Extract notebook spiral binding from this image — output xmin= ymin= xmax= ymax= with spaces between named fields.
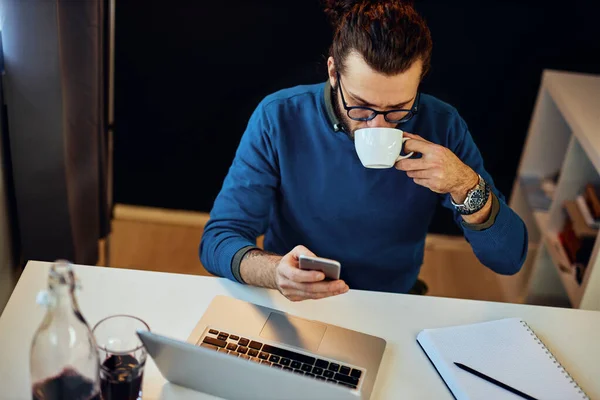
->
xmin=519 ymin=320 xmax=590 ymax=399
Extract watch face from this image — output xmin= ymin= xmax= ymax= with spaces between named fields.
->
xmin=453 ymin=175 xmax=489 ymax=214
xmin=467 ymin=189 xmax=485 ymax=209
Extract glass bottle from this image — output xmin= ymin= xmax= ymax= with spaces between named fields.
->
xmin=30 ymin=260 xmax=101 ymax=400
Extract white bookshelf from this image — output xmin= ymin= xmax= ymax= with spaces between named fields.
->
xmin=509 ymin=70 xmax=600 ymax=311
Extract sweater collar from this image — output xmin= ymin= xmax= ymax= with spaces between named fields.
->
xmin=323 ymin=80 xmax=344 ymax=132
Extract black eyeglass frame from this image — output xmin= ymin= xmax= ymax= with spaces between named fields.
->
xmin=336 ymin=72 xmax=420 ymax=124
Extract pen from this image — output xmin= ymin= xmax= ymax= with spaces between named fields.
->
xmin=454 ymin=362 xmax=538 ymax=400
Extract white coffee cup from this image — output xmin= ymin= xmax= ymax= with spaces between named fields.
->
xmin=354 ymin=127 xmax=414 ymax=169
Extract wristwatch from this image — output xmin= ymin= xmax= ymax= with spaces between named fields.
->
xmin=451 ymin=174 xmax=490 ymax=215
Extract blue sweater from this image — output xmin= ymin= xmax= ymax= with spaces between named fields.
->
xmin=200 ymin=83 xmax=528 ymax=293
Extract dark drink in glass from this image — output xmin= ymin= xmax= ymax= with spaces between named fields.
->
xmin=32 ymin=367 xmax=101 ymax=400
xmin=100 ymin=354 xmax=144 ymax=400
xmin=93 ymin=315 xmax=150 ymax=400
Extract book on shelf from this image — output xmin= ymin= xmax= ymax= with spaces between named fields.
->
xmin=559 ymin=200 xmax=597 ymax=284
xmin=564 ymin=200 xmax=598 ymax=237
xmin=575 ymin=195 xmax=600 ymax=229
xmin=584 ymin=183 xmax=600 ymax=219
xmin=558 ymin=220 xmax=579 ymax=268
xmin=557 ymin=229 xmax=593 ymax=285
xmin=519 ymin=176 xmax=553 ymax=211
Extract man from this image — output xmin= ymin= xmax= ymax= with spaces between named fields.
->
xmin=200 ymin=0 xmax=528 ymax=301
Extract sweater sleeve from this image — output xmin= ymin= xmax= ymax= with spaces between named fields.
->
xmin=199 ymin=100 xmax=279 ymax=281
xmin=440 ymin=113 xmax=529 ymax=275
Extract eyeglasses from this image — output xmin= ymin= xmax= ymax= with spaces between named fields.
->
xmin=337 ymin=72 xmax=419 ymax=124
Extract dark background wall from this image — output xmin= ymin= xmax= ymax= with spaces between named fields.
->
xmin=114 ymin=0 xmax=600 ymax=235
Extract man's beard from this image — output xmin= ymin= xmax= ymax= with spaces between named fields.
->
xmin=330 ymin=83 xmax=354 ymax=139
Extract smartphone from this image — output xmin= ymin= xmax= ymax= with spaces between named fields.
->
xmin=298 ymin=255 xmax=341 ymax=281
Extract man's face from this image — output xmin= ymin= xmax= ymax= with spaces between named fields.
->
xmin=328 ymin=52 xmax=422 ymax=138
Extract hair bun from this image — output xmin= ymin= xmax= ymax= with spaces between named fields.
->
xmin=322 ymin=0 xmax=355 ymax=26
xmin=323 ymin=0 xmax=415 ymax=26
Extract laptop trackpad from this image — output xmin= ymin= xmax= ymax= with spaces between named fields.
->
xmin=259 ymin=312 xmax=327 ymax=353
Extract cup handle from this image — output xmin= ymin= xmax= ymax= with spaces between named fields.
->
xmin=395 ymin=137 xmax=414 ymax=161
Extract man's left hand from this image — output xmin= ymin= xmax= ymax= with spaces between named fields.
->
xmin=395 ymin=132 xmax=478 ymax=203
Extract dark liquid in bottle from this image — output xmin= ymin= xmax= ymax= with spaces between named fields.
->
xmin=32 ymin=367 xmax=100 ymax=400
xmin=100 ymin=354 xmax=144 ymax=400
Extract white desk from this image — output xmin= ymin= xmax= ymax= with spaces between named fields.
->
xmin=1 ymin=261 xmax=599 ymax=399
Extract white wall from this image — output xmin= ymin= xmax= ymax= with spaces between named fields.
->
xmin=0 ymin=125 xmax=15 ymax=313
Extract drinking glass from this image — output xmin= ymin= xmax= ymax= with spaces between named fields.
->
xmin=93 ymin=315 xmax=150 ymax=400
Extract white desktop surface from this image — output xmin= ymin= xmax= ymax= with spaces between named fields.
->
xmin=0 ymin=261 xmax=599 ymax=399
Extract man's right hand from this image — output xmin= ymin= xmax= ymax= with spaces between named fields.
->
xmin=275 ymin=245 xmax=349 ymax=302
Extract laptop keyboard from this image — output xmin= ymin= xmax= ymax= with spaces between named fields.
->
xmin=199 ymin=328 xmax=363 ymax=390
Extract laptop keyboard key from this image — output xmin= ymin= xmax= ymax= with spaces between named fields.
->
xmin=328 ymin=363 xmax=340 ymax=372
xmin=226 ymin=343 xmax=237 ymax=351
xmin=327 ymin=379 xmax=337 ymax=383
xmin=249 ymin=341 xmax=263 ymax=350
xmin=280 ymin=358 xmax=291 ymax=366
xmin=229 ymin=335 xmax=239 ymax=340
xmin=228 ymin=351 xmax=239 ymax=357
xmin=251 ymin=357 xmax=261 ymax=363
xmin=208 ymin=329 xmax=219 ymax=335
xmin=335 ymin=373 xmax=359 ymax=386
xmin=261 ymin=360 xmax=272 ymax=366
xmin=238 ymin=338 xmax=250 ymax=347
xmin=240 ymin=354 xmax=250 ymax=360
xmin=291 ymin=361 xmax=301 ymax=369
xmin=200 ymin=343 xmax=218 ymax=350
xmin=283 ymin=366 xmax=293 ymax=371
xmin=339 ymin=382 xmax=357 ymax=389
xmin=306 ymin=373 xmax=315 ymax=378
xmin=269 ymin=355 xmax=280 ymax=363
xmin=237 ymin=346 xmax=248 ymax=354
xmin=350 ymin=369 xmax=362 ymax=379
xmin=323 ymin=370 xmax=334 ymax=379
xmin=261 ymin=345 xmax=315 ymax=365
xmin=217 ymin=348 xmax=228 ymax=353
xmin=312 ymin=367 xmax=323 ymax=375
xmin=315 ymin=359 xmax=329 ymax=369
xmin=301 ymin=364 xmax=312 ymax=372
xmin=293 ymin=370 xmax=304 ymax=375
xmin=316 ymin=376 xmax=326 ymax=381
xmin=217 ymin=334 xmax=229 ymax=341
xmin=258 ymin=352 xmax=269 ymax=360
xmin=203 ymin=337 xmax=227 ymax=348
xmin=272 ymin=364 xmax=282 ymax=369
xmin=248 ymin=349 xmax=258 ymax=357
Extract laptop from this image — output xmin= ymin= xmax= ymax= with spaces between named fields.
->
xmin=138 ymin=295 xmax=387 ymax=399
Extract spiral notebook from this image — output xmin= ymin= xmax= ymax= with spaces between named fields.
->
xmin=417 ymin=318 xmax=589 ymax=400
